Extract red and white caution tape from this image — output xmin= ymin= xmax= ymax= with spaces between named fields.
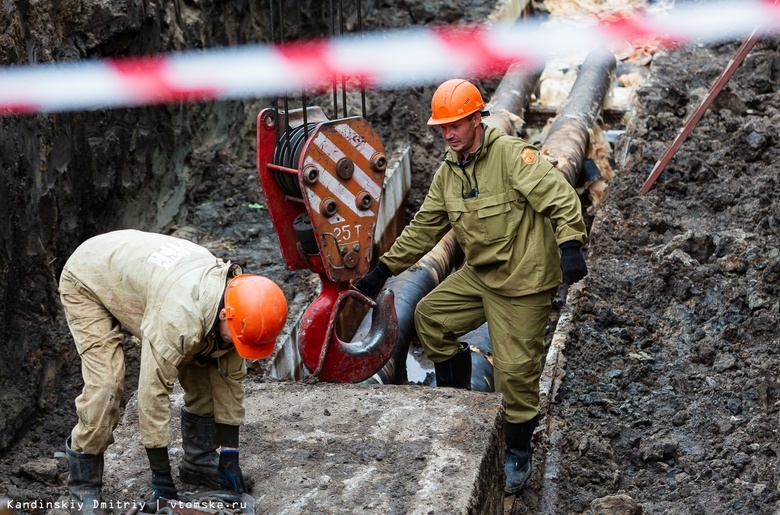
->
xmin=1 ymin=0 xmax=779 ymax=114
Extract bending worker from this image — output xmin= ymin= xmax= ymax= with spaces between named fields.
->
xmin=356 ymin=79 xmax=588 ymax=494
xmin=59 ymin=229 xmax=288 ymax=512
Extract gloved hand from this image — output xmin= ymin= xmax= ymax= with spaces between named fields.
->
xmin=218 ymin=449 xmax=248 ymax=493
xmin=150 ymin=468 xmax=179 ymax=500
xmin=559 ymin=241 xmax=588 ymax=284
xmin=354 ymin=262 xmax=391 ymax=298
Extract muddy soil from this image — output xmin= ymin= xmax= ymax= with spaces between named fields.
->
xmin=2 ymin=1 xmax=779 ymax=514
xmin=0 ymin=0 xmax=498 ymax=511
xmin=515 ymin=36 xmax=780 ymax=514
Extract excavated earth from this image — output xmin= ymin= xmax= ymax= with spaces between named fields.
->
xmin=533 ymin=35 xmax=780 ymax=514
xmin=2 ymin=0 xmax=780 ymax=514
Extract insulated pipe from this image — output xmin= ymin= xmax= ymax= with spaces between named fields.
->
xmin=484 ymin=62 xmax=544 ymax=137
xmin=540 ymin=48 xmax=616 ymax=188
xmin=355 ymin=231 xmax=464 ymax=384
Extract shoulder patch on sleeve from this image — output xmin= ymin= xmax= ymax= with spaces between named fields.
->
xmin=520 ymin=148 xmax=536 ymax=165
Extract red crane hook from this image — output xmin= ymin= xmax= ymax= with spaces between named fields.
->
xmin=298 ymin=277 xmax=397 ymax=382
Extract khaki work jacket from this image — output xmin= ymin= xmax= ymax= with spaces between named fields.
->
xmin=60 ymin=229 xmax=243 ymax=438
xmin=380 ymin=125 xmax=587 ymax=296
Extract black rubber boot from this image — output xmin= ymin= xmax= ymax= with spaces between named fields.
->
xmin=504 ymin=415 xmax=539 ymax=495
xmin=151 ymin=467 xmax=179 ymax=500
xmin=65 ymin=437 xmax=107 ymax=515
xmin=179 ymin=409 xmax=220 ymax=489
xmin=434 ymin=342 xmax=472 ymax=389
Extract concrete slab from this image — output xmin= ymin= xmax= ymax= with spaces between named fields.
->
xmin=100 ymin=382 xmax=506 ymax=514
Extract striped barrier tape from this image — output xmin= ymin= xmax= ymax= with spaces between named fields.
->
xmin=1 ymin=0 xmax=779 ymax=114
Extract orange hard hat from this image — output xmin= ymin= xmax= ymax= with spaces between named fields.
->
xmin=224 ymin=274 xmax=288 ymax=360
xmin=427 ymin=79 xmax=487 ymax=126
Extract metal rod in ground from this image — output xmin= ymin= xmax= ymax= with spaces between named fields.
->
xmin=540 ymin=47 xmax=616 ymax=188
xmin=640 ymin=25 xmax=764 ymax=195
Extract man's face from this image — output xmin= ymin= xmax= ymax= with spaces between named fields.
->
xmin=438 ymin=114 xmax=481 ymax=156
xmin=218 ymin=308 xmax=234 ymax=344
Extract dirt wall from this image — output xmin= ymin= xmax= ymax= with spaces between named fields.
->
xmin=538 ymin=36 xmax=780 ymax=515
xmin=0 ymin=0 xmax=499 ymax=454
xmin=0 ymin=0 xmax=277 ymax=452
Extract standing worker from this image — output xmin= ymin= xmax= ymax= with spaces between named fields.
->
xmin=59 ymin=229 xmax=288 ymax=513
xmin=355 ymin=79 xmax=588 ymax=494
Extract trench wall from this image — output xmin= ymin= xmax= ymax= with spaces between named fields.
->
xmin=0 ymin=0 xmax=352 ymax=451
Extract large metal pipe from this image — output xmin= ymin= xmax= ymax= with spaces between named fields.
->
xmin=540 ymin=48 xmax=616 ymax=188
xmin=356 ymin=231 xmax=464 ymax=384
xmin=485 ymin=62 xmax=544 ymax=137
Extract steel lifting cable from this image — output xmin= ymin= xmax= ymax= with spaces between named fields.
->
xmin=299 ymin=0 xmax=309 ymax=131
xmin=275 ymin=0 xmax=370 ymax=124
xmin=329 ymin=0 xmax=339 ymax=117
xmin=268 ymin=0 xmax=290 ymax=141
xmin=339 ymin=0 xmax=347 ymax=118
xmin=357 ymin=0 xmax=366 ymax=118
xmin=270 ymin=0 xmax=301 ymax=198
xmin=277 ymin=0 xmax=291 ymax=140
xmin=269 ymin=0 xmax=370 ymax=197
xmin=271 ymin=122 xmax=317 ymax=197
xmin=269 ymin=0 xmax=278 ymax=120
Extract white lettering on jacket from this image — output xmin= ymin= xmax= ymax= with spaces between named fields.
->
xmin=147 ymin=240 xmax=210 ymax=269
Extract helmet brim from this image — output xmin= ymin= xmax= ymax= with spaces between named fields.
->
xmin=427 ymin=109 xmax=490 ymax=126
xmin=232 ymin=337 xmax=275 ymax=361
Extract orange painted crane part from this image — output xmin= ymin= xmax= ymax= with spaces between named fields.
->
xmin=256 ymin=107 xmax=398 ymax=383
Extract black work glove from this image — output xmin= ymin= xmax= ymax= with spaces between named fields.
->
xmin=150 ymin=468 xmax=179 ymax=500
xmin=354 ymin=261 xmax=391 ymax=298
xmin=559 ymin=241 xmax=588 ymax=285
xmin=218 ymin=449 xmax=248 ymax=493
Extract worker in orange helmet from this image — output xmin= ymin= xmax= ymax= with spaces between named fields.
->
xmin=356 ymin=79 xmax=588 ymax=495
xmin=58 ymin=229 xmax=288 ymax=513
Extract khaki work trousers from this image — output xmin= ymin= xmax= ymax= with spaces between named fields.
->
xmin=414 ymin=269 xmax=555 ymax=424
xmin=60 ymin=271 xmax=245 ymax=454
